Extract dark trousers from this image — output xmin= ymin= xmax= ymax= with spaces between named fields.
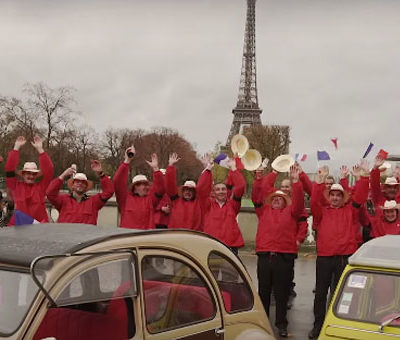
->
xmin=257 ymin=252 xmax=295 ymax=329
xmin=313 ymin=255 xmax=349 ymax=330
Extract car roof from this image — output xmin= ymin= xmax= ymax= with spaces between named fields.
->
xmin=0 ymin=223 xmax=149 ymax=267
xmin=349 ymin=235 xmax=400 ymax=270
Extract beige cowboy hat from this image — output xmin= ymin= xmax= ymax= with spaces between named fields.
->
xmin=380 ymin=200 xmax=400 ymax=210
xmin=17 ymin=162 xmax=42 ymax=177
xmin=182 ymin=180 xmax=196 ymax=189
xmin=384 ymin=177 xmax=400 ymax=186
xmin=67 ymin=173 xmax=94 ymax=191
xmin=265 ymin=190 xmax=291 ymax=206
xmin=271 ymin=154 xmax=295 ymax=173
xmin=323 ymin=183 xmax=350 ymax=204
xmin=242 ymin=149 xmax=262 ymax=171
xmin=231 ymin=134 xmax=249 ymax=157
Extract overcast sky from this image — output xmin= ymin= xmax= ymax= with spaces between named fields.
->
xmin=1 ymin=0 xmax=400 ymax=173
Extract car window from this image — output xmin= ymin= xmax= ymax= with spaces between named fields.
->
xmin=208 ymin=251 xmax=254 ymax=313
xmin=335 ymin=270 xmax=400 ymax=327
xmin=33 ymin=257 xmax=136 ymax=340
xmin=0 ymin=270 xmax=43 ymax=335
xmin=142 ymin=255 xmax=216 ymax=333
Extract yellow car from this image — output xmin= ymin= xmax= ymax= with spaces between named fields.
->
xmin=319 ymin=235 xmax=400 ymax=339
xmin=0 ymin=223 xmax=275 ymax=340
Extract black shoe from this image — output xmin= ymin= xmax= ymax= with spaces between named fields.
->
xmin=278 ymin=328 xmax=288 ymax=338
xmin=308 ymin=327 xmax=320 ymax=339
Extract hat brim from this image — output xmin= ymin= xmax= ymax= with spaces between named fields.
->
xmin=265 ymin=191 xmax=291 ymax=206
xmin=17 ymin=169 xmax=42 ymax=177
xmin=128 ymin=181 xmax=151 ymax=193
xmin=380 ymin=204 xmax=400 ymax=210
xmin=323 ymin=188 xmax=350 ymax=206
xmin=271 ymin=155 xmax=295 ymax=173
xmin=67 ymin=178 xmax=94 ymax=192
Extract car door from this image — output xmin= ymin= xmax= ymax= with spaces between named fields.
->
xmin=25 ymin=251 xmax=141 ymax=340
xmin=139 ymin=249 xmax=225 ymax=340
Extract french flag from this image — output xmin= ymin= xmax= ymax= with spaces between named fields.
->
xmin=14 ymin=210 xmax=40 ymax=226
xmin=295 ymin=153 xmax=307 ymax=162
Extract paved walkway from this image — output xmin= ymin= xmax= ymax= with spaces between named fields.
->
xmin=240 ymin=252 xmax=317 ymax=339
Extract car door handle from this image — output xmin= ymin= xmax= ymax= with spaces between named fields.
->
xmin=215 ymin=327 xmax=225 ymax=335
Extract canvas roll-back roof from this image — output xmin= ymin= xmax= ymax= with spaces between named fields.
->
xmin=349 ymin=235 xmax=400 ymax=270
xmin=0 ymin=223 xmax=142 ymax=267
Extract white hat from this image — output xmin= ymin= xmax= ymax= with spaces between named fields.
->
xmin=231 ymin=134 xmax=249 ymax=157
xmin=73 ymin=173 xmax=88 ymax=181
xmin=132 ymin=174 xmax=149 ymax=185
xmin=329 ymin=183 xmax=344 ymax=193
xmin=22 ymin=162 xmax=40 ymax=173
xmin=183 ymin=180 xmax=196 ymax=189
xmin=271 ymin=154 xmax=295 ymax=173
xmin=379 ymin=161 xmax=391 ymax=171
xmin=67 ymin=172 xmax=93 ymax=191
xmin=160 ymin=168 xmax=166 ymax=175
xmin=384 ymin=177 xmax=399 ymax=186
xmin=381 ymin=200 xmax=400 ymax=210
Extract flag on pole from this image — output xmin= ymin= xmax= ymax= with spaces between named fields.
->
xmin=14 ymin=210 xmax=40 ymax=226
xmin=295 ymin=153 xmax=307 ymax=162
xmin=317 ymin=150 xmax=330 ymax=161
xmin=362 ymin=142 xmax=374 ymax=158
xmin=331 ymin=138 xmax=338 ymax=150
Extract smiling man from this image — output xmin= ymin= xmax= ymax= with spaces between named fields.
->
xmin=5 ymin=136 xmax=54 ymax=225
xmin=46 ymin=160 xmax=114 ymax=225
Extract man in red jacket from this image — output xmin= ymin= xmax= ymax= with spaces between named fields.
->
xmin=252 ymin=165 xmax=305 ymax=338
xmin=46 ymin=160 xmax=114 ymax=225
xmin=165 ymin=152 xmax=212 ymax=231
xmin=370 ymin=200 xmax=400 ymax=237
xmin=201 ymin=157 xmax=245 ymax=255
xmin=113 ymin=146 xmax=164 ymax=229
xmin=308 ymin=164 xmax=369 ymax=339
xmin=5 ymin=136 xmax=54 ymax=225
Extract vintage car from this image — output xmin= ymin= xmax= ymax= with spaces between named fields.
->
xmin=0 ymin=223 xmax=275 ymax=340
xmin=319 ymin=235 xmax=400 ymax=340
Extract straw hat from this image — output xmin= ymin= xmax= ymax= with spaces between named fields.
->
xmin=384 ymin=177 xmax=400 ymax=186
xmin=324 ymin=183 xmax=350 ymax=204
xmin=182 ymin=180 xmax=196 ymax=189
xmin=265 ymin=190 xmax=291 ymax=206
xmin=17 ymin=162 xmax=42 ymax=177
xmin=380 ymin=200 xmax=400 ymax=210
xmin=131 ymin=174 xmax=149 ymax=185
xmin=271 ymin=155 xmax=295 ymax=173
xmin=231 ymin=134 xmax=249 ymax=157
xmin=67 ymin=173 xmax=94 ymax=191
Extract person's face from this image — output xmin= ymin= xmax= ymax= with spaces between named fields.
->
xmin=271 ymin=196 xmax=286 ymax=210
xmin=182 ymin=187 xmax=195 ymax=201
xmin=384 ymin=185 xmax=399 ymax=200
xmin=72 ymin=179 xmax=88 ymax=195
xmin=22 ymin=171 xmax=38 ymax=184
xmin=134 ymin=182 xmax=150 ymax=196
xmin=329 ymin=190 xmax=344 ymax=207
xmin=325 ymin=178 xmax=334 ymax=190
xmin=214 ymin=184 xmax=227 ymax=202
xmin=280 ymin=179 xmax=291 ymax=196
xmin=383 ymin=209 xmax=398 ymax=222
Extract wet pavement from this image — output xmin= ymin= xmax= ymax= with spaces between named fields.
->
xmin=240 ymin=252 xmax=317 ymax=339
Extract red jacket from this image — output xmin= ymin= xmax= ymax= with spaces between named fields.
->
xmin=370 ymin=169 xmax=400 ymax=206
xmin=165 ymin=166 xmax=210 ymax=230
xmin=253 ymin=180 xmax=305 ymax=253
xmin=203 ymin=170 xmax=245 ymax=248
xmin=46 ymin=176 xmax=114 ymax=225
xmin=311 ymin=177 xmax=369 ymax=256
xmin=113 ymin=163 xmax=164 ymax=229
xmin=370 ymin=210 xmax=400 ymax=237
xmin=5 ymin=150 xmax=53 ymax=225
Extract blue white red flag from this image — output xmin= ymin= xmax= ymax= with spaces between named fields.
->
xmin=317 ymin=150 xmax=330 ymax=161
xmin=214 ymin=153 xmax=230 ymax=168
xmin=295 ymin=153 xmax=307 ymax=162
xmin=362 ymin=142 xmax=374 ymax=158
xmin=14 ymin=210 xmax=40 ymax=226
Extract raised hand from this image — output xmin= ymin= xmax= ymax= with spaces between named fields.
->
xmin=168 ymin=152 xmax=180 ymax=166
xmin=124 ymin=146 xmax=135 ymax=163
xmin=146 ymin=153 xmax=159 ymax=171
xmin=90 ymin=160 xmax=102 ymax=173
xmin=351 ymin=164 xmax=361 ymax=179
xmin=295 ymin=161 xmax=303 ymax=174
xmin=290 ymin=164 xmax=300 ymax=183
xmin=14 ymin=136 xmax=26 ymax=151
xmin=340 ymin=165 xmax=349 ymax=178
xmin=316 ymin=166 xmax=329 ymax=184
xmin=359 ymin=159 xmax=370 ymax=177
xmin=59 ymin=167 xmax=76 ymax=180
xmin=31 ymin=135 xmax=44 ymax=153
xmin=201 ymin=153 xmax=213 ymax=171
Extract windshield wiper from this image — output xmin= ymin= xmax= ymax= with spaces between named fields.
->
xmin=379 ymin=313 xmax=400 ymax=332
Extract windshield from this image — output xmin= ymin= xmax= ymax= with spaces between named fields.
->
xmin=335 ymin=270 xmax=400 ymax=327
xmin=0 ymin=269 xmax=42 ymax=335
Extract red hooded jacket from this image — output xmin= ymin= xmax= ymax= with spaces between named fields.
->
xmin=5 ymin=150 xmax=53 ymax=225
xmin=46 ymin=176 xmax=114 ymax=225
xmin=311 ymin=177 xmax=369 ymax=256
xmin=113 ymin=163 xmax=164 ymax=229
xmin=202 ymin=170 xmax=245 ymax=248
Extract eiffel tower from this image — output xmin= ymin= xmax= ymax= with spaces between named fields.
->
xmin=226 ymin=0 xmax=262 ymax=145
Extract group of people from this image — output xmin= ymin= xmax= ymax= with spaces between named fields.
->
xmin=1 ymin=135 xmax=400 ymax=339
